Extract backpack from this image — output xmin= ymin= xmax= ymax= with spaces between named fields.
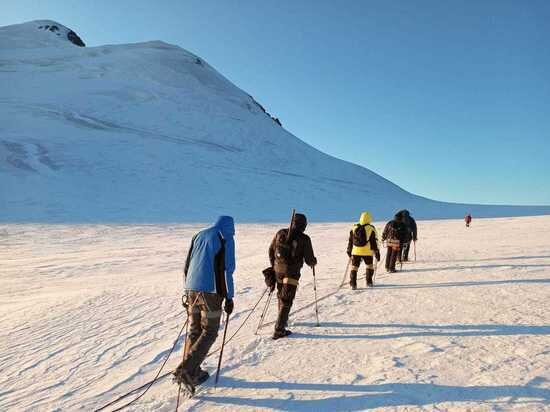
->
xmin=274 ymin=230 xmax=298 ymax=263
xmin=386 ymin=222 xmax=399 ymax=241
xmin=352 ymin=224 xmax=369 ymax=247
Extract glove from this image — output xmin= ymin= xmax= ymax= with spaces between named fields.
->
xmin=262 ymin=267 xmax=276 ymax=291
xmin=224 ymin=299 xmax=234 ymax=315
xmin=181 ymin=295 xmax=188 ymax=309
xmin=375 ymin=250 xmax=381 ymax=261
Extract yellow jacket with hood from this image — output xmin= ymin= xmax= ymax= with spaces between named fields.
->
xmin=348 ymin=212 xmax=378 ymax=256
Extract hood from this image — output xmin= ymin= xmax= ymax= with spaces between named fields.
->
xmin=214 ymin=215 xmax=235 ymax=238
xmin=358 ymin=211 xmax=372 ymax=225
xmin=397 ymin=209 xmax=410 ymax=219
xmin=292 ymin=213 xmax=308 ymax=233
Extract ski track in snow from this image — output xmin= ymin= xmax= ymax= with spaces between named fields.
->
xmin=1 ymin=217 xmax=549 ymax=411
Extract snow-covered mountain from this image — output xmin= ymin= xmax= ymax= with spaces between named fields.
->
xmin=1 ymin=20 xmax=549 ymax=222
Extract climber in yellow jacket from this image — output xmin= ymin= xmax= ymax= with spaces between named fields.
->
xmin=346 ymin=212 xmax=381 ymax=289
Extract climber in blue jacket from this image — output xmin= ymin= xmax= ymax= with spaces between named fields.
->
xmin=174 ymin=216 xmax=235 ymax=392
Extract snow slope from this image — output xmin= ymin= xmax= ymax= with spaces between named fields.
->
xmin=1 ymin=20 xmax=549 ymax=222
xmin=1 ymin=216 xmax=549 ymax=411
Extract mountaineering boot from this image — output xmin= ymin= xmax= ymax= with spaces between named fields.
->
xmin=193 ymin=368 xmax=210 ymax=386
xmin=174 ymin=367 xmax=196 ymax=395
xmin=366 ymin=269 xmax=374 ymax=287
xmin=272 ymin=329 xmax=292 ymax=340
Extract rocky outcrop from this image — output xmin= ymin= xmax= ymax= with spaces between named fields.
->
xmin=37 ymin=23 xmax=85 ymax=47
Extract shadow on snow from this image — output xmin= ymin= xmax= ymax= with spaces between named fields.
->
xmin=375 ymin=278 xmax=550 ymax=289
xmin=201 ymin=378 xmax=550 ymax=410
xmin=290 ymin=322 xmax=550 ymax=340
xmin=403 ymin=263 xmax=550 ymax=274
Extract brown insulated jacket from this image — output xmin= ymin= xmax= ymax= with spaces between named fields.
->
xmin=269 ymin=228 xmax=317 ymax=278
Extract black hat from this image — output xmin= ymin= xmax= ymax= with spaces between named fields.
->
xmin=292 ymin=213 xmax=307 ymax=233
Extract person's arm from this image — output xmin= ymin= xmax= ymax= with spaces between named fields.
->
xmin=304 ymin=235 xmax=317 ymax=267
xmin=224 ymin=236 xmax=235 ymax=299
xmin=268 ymin=233 xmax=277 ymax=267
xmin=369 ymin=228 xmax=379 ymax=252
xmin=411 ymin=218 xmax=418 ymax=241
xmin=347 ymin=230 xmax=353 ymax=257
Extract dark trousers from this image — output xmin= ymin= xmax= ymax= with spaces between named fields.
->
xmin=275 ymin=273 xmax=298 ymax=333
xmin=350 ymin=255 xmax=375 ymax=286
xmin=401 ymin=242 xmax=411 ymax=261
xmin=386 ymin=247 xmax=400 ymax=271
xmin=179 ymin=291 xmax=222 ymax=376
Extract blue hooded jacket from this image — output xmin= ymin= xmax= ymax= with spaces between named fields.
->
xmin=184 ymin=216 xmax=235 ymax=299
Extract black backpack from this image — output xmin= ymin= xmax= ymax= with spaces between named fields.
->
xmin=275 ymin=230 xmax=297 ymax=263
xmin=352 ymin=224 xmax=369 ymax=247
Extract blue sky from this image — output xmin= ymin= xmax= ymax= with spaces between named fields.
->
xmin=3 ymin=0 xmax=550 ymax=205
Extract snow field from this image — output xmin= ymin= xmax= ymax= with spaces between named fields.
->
xmin=0 ymin=216 xmax=549 ymax=411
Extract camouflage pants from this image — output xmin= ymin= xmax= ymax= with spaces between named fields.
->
xmin=179 ymin=291 xmax=222 ymax=376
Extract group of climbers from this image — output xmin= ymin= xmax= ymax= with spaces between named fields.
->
xmin=173 ymin=209 xmax=424 ymax=392
xmin=173 ymin=212 xmax=317 ymax=392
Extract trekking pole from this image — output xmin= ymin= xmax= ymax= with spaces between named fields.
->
xmin=214 ymin=313 xmax=230 ymax=386
xmin=413 ymin=241 xmax=417 ymax=261
xmin=255 ymin=287 xmax=274 ymax=335
xmin=339 ymin=257 xmax=351 ymax=288
xmin=312 ymin=266 xmax=320 ymax=327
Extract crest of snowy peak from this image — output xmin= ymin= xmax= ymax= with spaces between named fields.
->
xmin=0 ymin=20 xmax=85 ymax=49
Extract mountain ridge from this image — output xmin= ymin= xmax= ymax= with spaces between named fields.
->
xmin=1 ymin=20 xmax=549 ymax=222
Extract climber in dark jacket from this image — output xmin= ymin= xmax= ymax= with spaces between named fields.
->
xmin=268 ymin=213 xmax=317 ymax=340
xmin=396 ymin=209 xmax=418 ymax=262
xmin=382 ymin=213 xmax=408 ymax=272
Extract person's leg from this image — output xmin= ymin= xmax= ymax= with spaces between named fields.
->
xmin=389 ymin=247 xmax=398 ymax=272
xmin=179 ymin=293 xmax=223 ymax=379
xmin=275 ymin=273 xmax=284 ymax=319
xmin=365 ymin=256 xmax=374 ymax=285
xmin=175 ymin=292 xmax=202 ymax=380
xmin=349 ymin=255 xmax=361 ymax=289
xmin=385 ymin=247 xmax=391 ymax=271
xmin=183 ymin=292 xmax=202 ymax=356
xmin=402 ymin=242 xmax=410 ymax=261
xmin=274 ymin=280 xmax=298 ymax=336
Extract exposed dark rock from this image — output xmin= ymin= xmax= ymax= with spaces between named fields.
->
xmin=37 ymin=23 xmax=85 ymax=47
xmin=247 ymin=95 xmax=282 ymax=126
xmin=67 ymin=30 xmax=85 ymax=47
